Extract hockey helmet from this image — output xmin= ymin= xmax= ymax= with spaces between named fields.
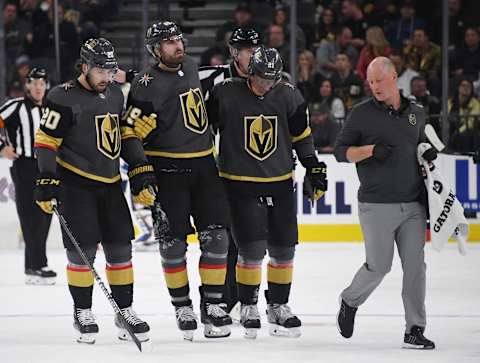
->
xmin=80 ymin=38 xmax=118 ymax=70
xmin=145 ymin=21 xmax=184 ymax=59
xmin=26 ymin=67 xmax=49 ymax=89
xmin=248 ymin=46 xmax=283 ymax=80
xmin=229 ymin=27 xmax=261 ymax=49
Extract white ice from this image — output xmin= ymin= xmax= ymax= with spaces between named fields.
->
xmin=0 ymin=243 xmax=479 ymax=363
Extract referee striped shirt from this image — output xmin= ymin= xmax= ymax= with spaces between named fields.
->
xmin=0 ymin=97 xmax=43 ymax=158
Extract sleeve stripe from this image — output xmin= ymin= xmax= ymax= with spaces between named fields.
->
xmin=0 ymin=102 xmax=20 ymax=121
xmin=120 ymin=126 xmax=140 ymax=140
xmin=0 ymin=97 xmax=23 ymax=113
xmin=292 ymin=126 xmax=312 ymax=143
xmin=0 ymin=117 xmax=4 ymax=128
xmin=34 ymin=129 xmax=63 ymax=151
xmin=34 ymin=142 xmax=57 ymax=152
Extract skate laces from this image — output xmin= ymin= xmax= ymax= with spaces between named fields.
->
xmin=242 ymin=304 xmax=260 ymax=320
xmin=120 ymin=307 xmax=143 ymax=326
xmin=76 ymin=308 xmax=96 ymax=326
xmin=206 ymin=303 xmax=228 ymax=318
xmin=176 ymin=306 xmax=197 ymax=322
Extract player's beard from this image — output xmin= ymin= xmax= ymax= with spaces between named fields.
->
xmin=86 ymin=72 xmax=108 ymax=93
xmin=161 ymin=50 xmax=185 ymax=68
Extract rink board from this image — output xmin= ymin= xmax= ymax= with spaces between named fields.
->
xmin=0 ymin=154 xmax=479 ymax=247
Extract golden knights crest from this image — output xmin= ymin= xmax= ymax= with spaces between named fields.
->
xmin=95 ymin=113 xmax=121 ymax=159
xmin=244 ymin=115 xmax=278 ymax=161
xmin=179 ymin=88 xmax=208 ymax=134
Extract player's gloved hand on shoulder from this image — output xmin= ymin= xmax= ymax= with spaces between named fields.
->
xmin=128 ymin=162 xmax=158 ymax=206
xmin=34 ymin=173 xmax=61 ymax=214
xmin=372 ymin=143 xmax=393 ymax=161
xmin=133 ymin=114 xmax=157 ymax=140
xmin=422 ymin=147 xmax=437 ymax=162
xmin=301 ymin=155 xmax=328 ymax=201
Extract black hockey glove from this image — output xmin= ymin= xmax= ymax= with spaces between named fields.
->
xmin=422 ymin=147 xmax=437 ymax=162
xmin=128 ymin=162 xmax=158 ymax=206
xmin=301 ymin=155 xmax=328 ymax=202
xmin=372 ymin=143 xmax=393 ymax=161
xmin=34 ymin=172 xmax=61 ymax=214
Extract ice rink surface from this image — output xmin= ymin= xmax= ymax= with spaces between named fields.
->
xmin=0 ymin=242 xmax=479 ymax=363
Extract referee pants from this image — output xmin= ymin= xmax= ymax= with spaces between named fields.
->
xmin=10 ymin=158 xmax=52 ymax=270
xmin=341 ymin=202 xmax=427 ymax=332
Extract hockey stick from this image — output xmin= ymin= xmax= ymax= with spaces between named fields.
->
xmin=52 ymin=201 xmax=143 ymax=352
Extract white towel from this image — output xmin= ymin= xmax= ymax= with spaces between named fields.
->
xmin=417 ymin=143 xmax=469 ymax=255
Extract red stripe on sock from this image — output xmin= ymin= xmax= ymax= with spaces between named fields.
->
xmin=237 ymin=263 xmax=261 ymax=270
xmin=106 ymin=262 xmax=133 ymax=271
xmin=67 ymin=265 xmax=90 ymax=272
xmin=163 ymin=266 xmax=187 ymax=273
xmin=267 ymin=262 xmax=293 ymax=269
xmin=199 ymin=263 xmax=227 ymax=270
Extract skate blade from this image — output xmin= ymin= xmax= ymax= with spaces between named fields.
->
xmin=203 ymin=324 xmax=231 ymax=338
xmin=182 ymin=330 xmax=195 ymax=341
xmin=402 ymin=342 xmax=434 ymax=350
xmin=118 ymin=329 xmax=150 ymax=342
xmin=268 ymin=324 xmax=301 ymax=338
xmin=243 ymin=328 xmax=259 ymax=339
xmin=25 ymin=276 xmax=56 ymax=285
xmin=76 ymin=333 xmax=97 ymax=344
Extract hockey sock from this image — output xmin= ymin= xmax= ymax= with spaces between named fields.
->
xmin=106 ymin=261 xmax=134 ymax=309
xmin=267 ymin=257 xmax=293 ymax=304
xmin=236 ymin=256 xmax=262 ymax=304
xmin=67 ymin=263 xmax=94 ymax=309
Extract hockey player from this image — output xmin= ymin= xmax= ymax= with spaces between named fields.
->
xmin=0 ymin=68 xmax=56 ymax=285
xmin=206 ymin=46 xmax=328 ymax=339
xmin=199 ymin=26 xmax=262 ymax=314
xmin=121 ymin=21 xmax=232 ymax=340
xmin=34 ymin=38 xmax=155 ymax=344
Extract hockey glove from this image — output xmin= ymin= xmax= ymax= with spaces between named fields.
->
xmin=301 ymin=155 xmax=328 ymax=201
xmin=372 ymin=143 xmax=393 ymax=161
xmin=128 ymin=163 xmax=158 ymax=206
xmin=133 ymin=114 xmax=157 ymax=140
xmin=34 ymin=173 xmax=61 ymax=214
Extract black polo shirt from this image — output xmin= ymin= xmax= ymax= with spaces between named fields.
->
xmin=334 ymin=96 xmax=426 ymax=203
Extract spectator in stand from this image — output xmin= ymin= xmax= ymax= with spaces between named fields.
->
xmin=432 ymin=0 xmax=473 ymax=51
xmin=7 ymin=55 xmax=31 ymax=98
xmin=316 ymin=26 xmax=358 ymax=79
xmin=273 ymin=4 xmax=306 ymax=51
xmin=340 ymin=0 xmax=378 ymax=49
xmin=200 ymin=30 xmax=231 ymax=67
xmin=215 ymin=3 xmax=262 ymax=44
xmin=331 ymin=53 xmax=363 ymax=110
xmin=356 ymin=26 xmax=392 ymax=80
xmin=410 ymin=76 xmax=441 ymax=133
xmin=309 ymin=102 xmax=340 ymax=154
xmin=312 ymin=78 xmax=346 ymax=120
xmin=452 ymin=27 xmax=480 ymax=79
xmin=403 ymin=27 xmax=441 ymax=95
xmin=384 ymin=0 xmax=426 ymax=50
xmin=4 ymin=2 xmax=30 ymax=73
xmin=17 ymin=0 xmax=38 ymax=23
xmin=448 ymin=77 xmax=480 ymax=153
xmin=265 ymin=23 xmax=291 ymax=71
xmin=296 ymin=50 xmax=318 ymax=103
xmin=390 ymin=50 xmax=418 ymax=97
xmin=313 ymin=7 xmax=338 ymax=49
xmin=25 ymin=3 xmax=79 ymax=82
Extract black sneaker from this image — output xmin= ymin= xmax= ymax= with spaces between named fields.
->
xmin=403 ymin=326 xmax=435 ymax=349
xmin=336 ymin=297 xmax=357 ymax=338
xmin=25 ymin=267 xmax=57 ymax=285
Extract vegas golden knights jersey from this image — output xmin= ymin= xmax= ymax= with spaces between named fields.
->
xmin=207 ymin=78 xmax=314 ymax=186
xmin=34 ymin=80 xmax=124 ymax=183
xmin=122 ymin=56 xmax=213 ymax=158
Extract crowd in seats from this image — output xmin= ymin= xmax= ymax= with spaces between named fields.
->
xmin=3 ymin=0 xmax=118 ymax=98
xmin=203 ymin=0 xmax=479 ymax=153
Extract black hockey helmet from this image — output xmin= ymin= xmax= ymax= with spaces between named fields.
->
xmin=145 ymin=21 xmax=184 ymax=59
xmin=26 ymin=67 xmax=49 ymax=89
xmin=80 ymin=38 xmax=118 ymax=70
xmin=248 ymin=46 xmax=283 ymax=80
xmin=229 ymin=27 xmax=261 ymax=49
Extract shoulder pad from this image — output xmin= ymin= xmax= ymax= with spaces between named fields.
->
xmin=282 ymin=82 xmax=296 ymax=90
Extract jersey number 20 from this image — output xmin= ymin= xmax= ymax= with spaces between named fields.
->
xmin=41 ymin=108 xmax=61 ymax=130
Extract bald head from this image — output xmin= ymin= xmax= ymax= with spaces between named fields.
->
xmin=367 ymin=56 xmax=399 ymax=104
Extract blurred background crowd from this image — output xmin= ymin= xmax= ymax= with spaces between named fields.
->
xmin=2 ymin=0 xmax=479 ymax=153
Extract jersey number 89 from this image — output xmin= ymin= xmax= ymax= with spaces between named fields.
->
xmin=41 ymin=108 xmax=61 ymax=130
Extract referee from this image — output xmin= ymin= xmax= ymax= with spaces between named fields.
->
xmin=334 ymin=57 xmax=437 ymax=349
xmin=0 ymin=68 xmax=57 ymax=285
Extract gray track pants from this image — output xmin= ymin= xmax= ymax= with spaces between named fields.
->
xmin=341 ymin=201 xmax=427 ymax=332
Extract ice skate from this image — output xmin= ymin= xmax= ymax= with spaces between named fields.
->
xmin=240 ymin=304 xmax=261 ymax=339
xmin=201 ymin=301 xmax=232 ymax=338
xmin=266 ymin=303 xmax=301 ymax=338
xmin=115 ymin=306 xmax=150 ymax=342
xmin=25 ymin=267 xmax=56 ymax=285
xmin=73 ymin=307 xmax=99 ymax=344
xmin=175 ymin=305 xmax=198 ymax=341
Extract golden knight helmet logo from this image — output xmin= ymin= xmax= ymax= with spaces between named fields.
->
xmin=244 ymin=115 xmax=278 ymax=161
xmin=95 ymin=113 xmax=121 ymax=159
xmin=179 ymin=88 xmax=208 ymax=134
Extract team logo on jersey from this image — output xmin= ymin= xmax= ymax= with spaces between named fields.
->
xmin=244 ymin=115 xmax=278 ymax=161
xmin=95 ymin=113 xmax=121 ymax=159
xmin=179 ymin=88 xmax=208 ymax=134
xmin=139 ymin=73 xmax=153 ymax=86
